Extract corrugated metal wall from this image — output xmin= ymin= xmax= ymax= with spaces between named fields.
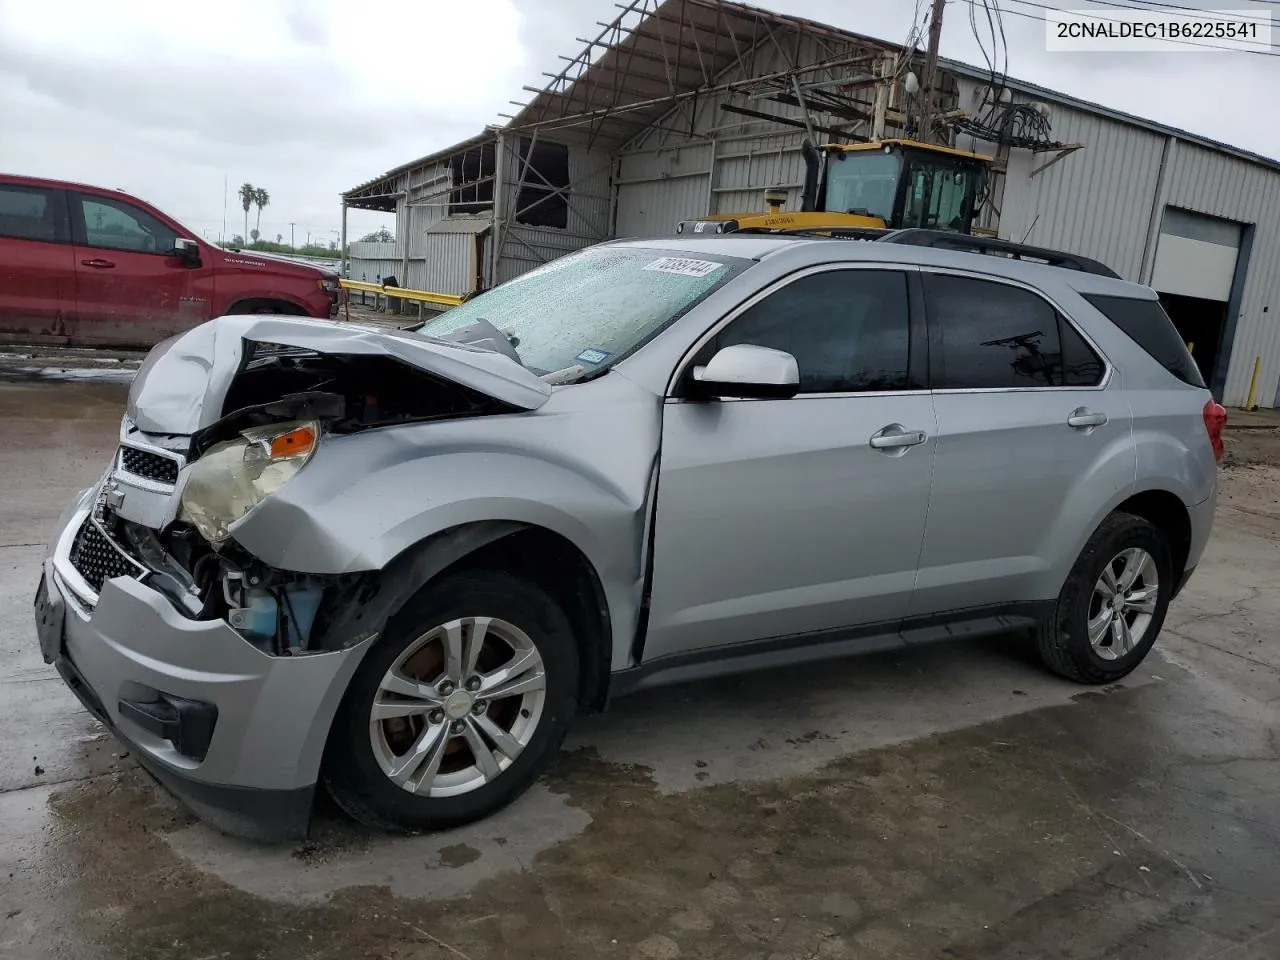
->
xmin=395 ymin=161 xmax=452 ymax=288
xmin=1164 ymin=142 xmax=1280 ymax=405
xmin=614 ymin=35 xmax=882 ymax=238
xmin=966 ymin=82 xmax=1167 ymax=284
xmin=347 ymin=240 xmax=399 ymax=283
xmin=493 ymin=140 xmax=615 ymax=284
xmin=975 ymin=77 xmax=1280 ymax=405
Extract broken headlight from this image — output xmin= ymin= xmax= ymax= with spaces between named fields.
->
xmin=179 ymin=420 xmax=318 ymax=543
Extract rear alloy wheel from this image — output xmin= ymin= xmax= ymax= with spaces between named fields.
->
xmin=324 ymin=571 xmax=579 ymax=832
xmin=1086 ymin=547 xmax=1160 ymax=662
xmin=1036 ymin=511 xmax=1172 ymax=684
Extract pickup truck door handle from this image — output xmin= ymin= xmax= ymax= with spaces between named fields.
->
xmin=80 ymin=258 xmax=115 ymax=269
xmin=1067 ymin=408 xmax=1108 ymax=429
xmin=869 ymin=425 xmax=927 ymax=450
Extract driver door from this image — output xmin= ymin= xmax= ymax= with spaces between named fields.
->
xmin=70 ymin=192 xmax=205 ymax=345
xmin=642 ymin=266 xmax=937 ymax=663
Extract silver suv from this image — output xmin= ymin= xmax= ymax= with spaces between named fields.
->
xmin=35 ymin=232 xmax=1225 ymax=840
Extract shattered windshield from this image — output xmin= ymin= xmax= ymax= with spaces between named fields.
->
xmin=413 ymin=246 xmax=747 ymax=380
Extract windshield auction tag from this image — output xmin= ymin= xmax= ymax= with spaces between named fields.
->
xmin=643 ymin=257 xmax=723 ymax=278
xmin=576 ymin=348 xmax=611 ymax=365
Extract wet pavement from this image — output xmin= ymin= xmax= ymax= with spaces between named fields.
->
xmin=0 ymin=379 xmax=1278 ymax=959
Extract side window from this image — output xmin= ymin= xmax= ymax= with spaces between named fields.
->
xmin=926 ymin=273 xmax=1090 ymax=389
xmin=77 ymin=195 xmax=177 ymax=254
xmin=0 ymin=185 xmax=65 ymax=242
xmin=1082 ymin=293 xmax=1204 ymax=388
xmin=1059 ymin=315 xmax=1106 ymax=386
xmin=711 ymin=270 xmax=911 ymax=394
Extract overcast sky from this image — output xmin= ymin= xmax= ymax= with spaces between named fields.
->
xmin=1 ymin=0 xmax=1276 ymax=245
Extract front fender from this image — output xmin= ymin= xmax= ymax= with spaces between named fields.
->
xmin=234 ymin=442 xmax=649 ymax=584
xmin=229 ymin=379 xmax=663 ymax=667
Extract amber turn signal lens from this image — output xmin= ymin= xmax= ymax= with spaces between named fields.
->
xmin=269 ymin=426 xmax=316 ymax=459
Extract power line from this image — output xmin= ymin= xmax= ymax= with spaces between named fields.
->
xmin=1083 ymin=0 xmax=1276 ymax=24
xmin=1008 ymin=0 xmax=1277 ymax=41
xmin=989 ymin=0 xmax=1280 ymax=56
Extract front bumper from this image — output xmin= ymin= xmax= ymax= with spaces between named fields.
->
xmin=40 ymin=495 xmax=371 ymax=842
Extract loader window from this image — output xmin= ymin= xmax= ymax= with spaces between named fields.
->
xmin=824 ymin=152 xmax=899 ymax=222
xmin=900 ymin=161 xmax=977 ymax=232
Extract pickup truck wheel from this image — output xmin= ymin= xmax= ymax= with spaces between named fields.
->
xmin=228 ymin=299 xmax=303 ymax=315
xmin=1036 ymin=511 xmax=1172 ymax=684
xmin=322 ymin=570 xmax=579 ymax=833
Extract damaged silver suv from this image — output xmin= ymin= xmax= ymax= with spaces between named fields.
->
xmin=35 ymin=232 xmax=1224 ymax=840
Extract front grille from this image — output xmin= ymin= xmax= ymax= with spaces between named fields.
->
xmin=119 ymin=445 xmax=180 ymax=485
xmin=68 ymin=519 xmax=143 ymax=592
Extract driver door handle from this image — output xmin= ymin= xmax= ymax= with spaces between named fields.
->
xmin=1067 ymin=408 xmax=1108 ymax=429
xmin=869 ymin=425 xmax=927 ymax=449
xmin=80 ymin=258 xmax=115 ymax=269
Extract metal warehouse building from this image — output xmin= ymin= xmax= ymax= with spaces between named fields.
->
xmin=343 ymin=0 xmax=1280 ymax=407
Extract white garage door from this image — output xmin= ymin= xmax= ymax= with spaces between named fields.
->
xmin=1150 ymin=207 xmax=1241 ymax=302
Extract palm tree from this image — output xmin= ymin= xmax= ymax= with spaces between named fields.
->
xmin=253 ymin=188 xmax=270 ymax=237
xmin=238 ymin=183 xmax=255 ymax=246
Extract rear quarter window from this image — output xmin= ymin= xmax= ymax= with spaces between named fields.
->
xmin=1082 ymin=294 xmax=1205 ymax=389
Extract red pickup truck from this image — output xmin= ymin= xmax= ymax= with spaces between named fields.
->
xmin=0 ymin=173 xmax=342 ymax=348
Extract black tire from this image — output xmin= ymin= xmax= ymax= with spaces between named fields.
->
xmin=1037 ymin=511 xmax=1173 ymax=684
xmin=322 ymin=570 xmax=579 ymax=833
xmin=228 ymin=299 xmax=301 ymax=315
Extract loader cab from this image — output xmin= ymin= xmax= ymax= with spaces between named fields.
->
xmin=811 ymin=140 xmax=989 ymax=234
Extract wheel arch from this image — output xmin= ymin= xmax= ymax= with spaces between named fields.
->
xmin=310 ymin=520 xmax=613 ymax=714
xmin=226 ymin=296 xmax=308 ymax=316
xmin=1111 ymin=488 xmax=1193 ymax=592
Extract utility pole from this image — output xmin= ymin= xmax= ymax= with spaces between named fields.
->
xmin=289 ymin=222 xmax=296 ymax=250
xmin=917 ymin=0 xmax=947 ymax=144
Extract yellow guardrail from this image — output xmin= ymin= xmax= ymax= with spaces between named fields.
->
xmin=339 ymin=278 xmax=466 ymax=308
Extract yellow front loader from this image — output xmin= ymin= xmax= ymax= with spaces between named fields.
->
xmin=678 ymin=138 xmax=995 ymax=239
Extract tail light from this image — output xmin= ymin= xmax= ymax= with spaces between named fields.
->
xmin=1202 ymin=400 xmax=1227 ymax=464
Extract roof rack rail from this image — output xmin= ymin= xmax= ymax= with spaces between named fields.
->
xmin=875 ymin=228 xmax=1121 ymax=279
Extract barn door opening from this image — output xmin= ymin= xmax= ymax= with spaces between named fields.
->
xmin=1149 ymin=207 xmax=1246 ymax=399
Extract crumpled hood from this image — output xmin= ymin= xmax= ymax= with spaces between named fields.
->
xmin=126 ymin=314 xmax=551 ymax=435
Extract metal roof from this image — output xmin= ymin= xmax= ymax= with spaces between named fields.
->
xmin=505 ymin=0 xmax=1280 ymax=170
xmin=342 ymin=129 xmax=495 ymax=210
xmin=343 ymin=0 xmax=1280 ymax=202
xmin=505 ymin=0 xmax=894 ymax=149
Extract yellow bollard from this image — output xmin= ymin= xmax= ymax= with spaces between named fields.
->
xmin=1245 ymin=356 xmax=1262 ymax=411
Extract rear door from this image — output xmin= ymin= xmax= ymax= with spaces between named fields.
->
xmin=69 ymin=192 xmax=205 ymax=346
xmin=910 ymin=270 xmax=1134 ymax=616
xmin=0 ymin=183 xmax=75 ymax=343
xmin=643 ymin=265 xmax=937 ymax=662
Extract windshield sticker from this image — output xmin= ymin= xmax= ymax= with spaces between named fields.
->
xmin=643 ymin=257 xmax=724 ymax=279
xmin=576 ymin=347 xmax=612 ymax=365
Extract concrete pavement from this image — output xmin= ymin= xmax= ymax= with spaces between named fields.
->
xmin=0 ymin=380 xmax=1277 ymax=960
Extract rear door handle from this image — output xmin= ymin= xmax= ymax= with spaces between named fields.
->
xmin=869 ymin=425 xmax=927 ymax=450
xmin=1067 ymin=408 xmax=1108 ymax=429
xmin=80 ymin=258 xmax=115 ymax=269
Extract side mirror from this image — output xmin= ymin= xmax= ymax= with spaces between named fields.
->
xmin=172 ymin=237 xmax=201 ymax=266
xmin=688 ymin=343 xmax=800 ymax=400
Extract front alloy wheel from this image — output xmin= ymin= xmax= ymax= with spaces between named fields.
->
xmin=324 ymin=571 xmax=579 ymax=833
xmin=369 ymin=616 xmax=547 ymax=797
